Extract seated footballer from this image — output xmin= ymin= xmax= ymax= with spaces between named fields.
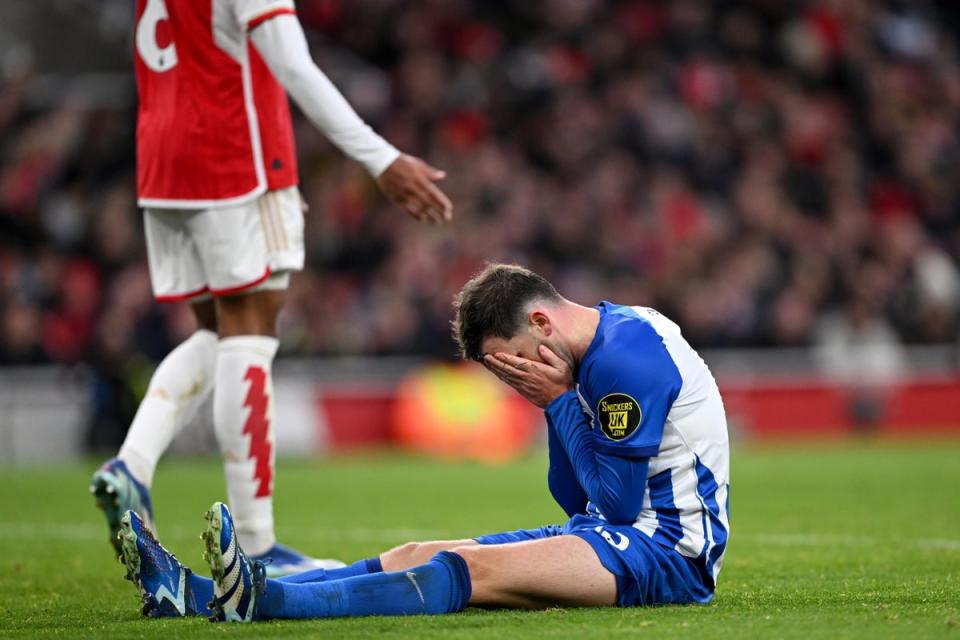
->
xmin=116 ymin=263 xmax=731 ymax=621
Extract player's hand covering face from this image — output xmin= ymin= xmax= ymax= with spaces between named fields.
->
xmin=484 ymin=344 xmax=574 ymax=409
xmin=376 ymin=153 xmax=453 ymax=223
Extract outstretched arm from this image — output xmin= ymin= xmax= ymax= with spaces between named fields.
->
xmin=248 ymin=13 xmax=452 ymax=222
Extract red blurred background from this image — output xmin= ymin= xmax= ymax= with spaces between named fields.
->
xmin=0 ymin=0 xmax=957 ymax=460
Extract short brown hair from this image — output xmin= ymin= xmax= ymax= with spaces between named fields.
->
xmin=452 ymin=263 xmax=562 ymax=361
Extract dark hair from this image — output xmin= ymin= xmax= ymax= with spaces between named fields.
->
xmin=452 ymin=263 xmax=562 ymax=361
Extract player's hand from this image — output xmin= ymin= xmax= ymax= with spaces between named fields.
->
xmin=483 ymin=345 xmax=573 ymax=409
xmin=376 ymin=154 xmax=453 ymax=224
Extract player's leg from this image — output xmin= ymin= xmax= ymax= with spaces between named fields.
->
xmin=195 ymin=188 xmax=335 ymax=574
xmin=254 ymin=536 xmax=615 ymax=620
xmin=91 ymin=209 xmax=219 ymax=551
xmin=279 ymin=525 xmax=565 ymax=584
xmin=210 ymin=287 xmax=284 ymax=558
xmin=206 ymin=504 xmax=616 ymax=621
xmin=376 ymin=523 xmax=565 ymax=573
xmin=216 ymin=288 xmax=284 ymax=337
xmin=203 ymin=503 xmax=614 ymax=622
xmin=274 ymin=538 xmax=481 ymax=585
xmin=380 ymin=539 xmax=478 ymax=572
xmin=202 ymin=501 xmax=470 ymax=621
xmin=364 ymin=526 xmax=616 ymax=607
xmin=453 ymin=536 xmax=617 ymax=608
xmin=117 ymin=299 xmax=218 ymax=488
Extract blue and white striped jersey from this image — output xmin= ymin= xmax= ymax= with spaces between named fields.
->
xmin=574 ymin=302 xmax=730 ymax=584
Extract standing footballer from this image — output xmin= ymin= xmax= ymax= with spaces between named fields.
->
xmin=114 ymin=264 xmax=730 ymax=620
xmin=91 ymin=0 xmax=452 ymax=581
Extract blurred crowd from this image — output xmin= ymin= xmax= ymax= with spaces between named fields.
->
xmin=1 ymin=0 xmax=959 ymax=379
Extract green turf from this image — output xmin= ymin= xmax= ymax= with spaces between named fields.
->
xmin=0 ymin=442 xmax=958 ymax=638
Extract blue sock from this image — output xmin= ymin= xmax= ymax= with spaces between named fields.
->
xmin=277 ymin=557 xmax=383 ymax=584
xmin=186 ymin=571 xmax=214 ymax=616
xmin=257 ymin=551 xmax=471 ymax=619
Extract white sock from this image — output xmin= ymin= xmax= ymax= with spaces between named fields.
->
xmin=214 ymin=335 xmax=279 ymax=556
xmin=118 ymin=329 xmax=218 ymax=488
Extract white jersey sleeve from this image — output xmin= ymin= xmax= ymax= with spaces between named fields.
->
xmin=249 ymin=13 xmax=400 ymax=177
xmin=233 ymin=0 xmax=296 ymax=30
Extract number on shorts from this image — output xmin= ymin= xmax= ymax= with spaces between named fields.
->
xmin=595 ymin=526 xmax=630 ymax=551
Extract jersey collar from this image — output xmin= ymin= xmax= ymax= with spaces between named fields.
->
xmin=575 ymin=301 xmax=610 ymax=382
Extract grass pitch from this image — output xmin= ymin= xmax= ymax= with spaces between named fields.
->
xmin=0 ymin=441 xmax=958 ymax=638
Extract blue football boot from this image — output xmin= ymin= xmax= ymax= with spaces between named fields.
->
xmin=252 ymin=543 xmax=346 ymax=578
xmin=202 ymin=501 xmax=266 ymax=623
xmin=90 ymin=458 xmax=155 ymax=556
xmin=118 ymin=510 xmax=209 ymax=617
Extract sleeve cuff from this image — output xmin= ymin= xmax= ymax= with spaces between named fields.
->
xmin=364 ymin=146 xmax=401 ymax=177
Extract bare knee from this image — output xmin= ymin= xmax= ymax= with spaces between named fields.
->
xmin=448 ymin=545 xmax=492 ymax=586
xmin=391 ymin=541 xmax=423 ymax=561
xmin=216 ymin=290 xmax=285 ymax=337
xmin=381 ymin=541 xmax=428 ymax=571
xmin=381 ymin=539 xmax=479 ymax=572
xmin=191 ymin=300 xmax=217 ymax=333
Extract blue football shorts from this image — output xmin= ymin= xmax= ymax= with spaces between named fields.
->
xmin=473 ymin=513 xmax=714 ymax=606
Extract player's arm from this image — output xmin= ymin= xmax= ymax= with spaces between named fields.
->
xmin=544 ymin=341 xmax=682 ymax=523
xmin=544 ymin=392 xmax=649 ymax=524
xmin=547 ymin=342 xmax=682 ymax=523
xmin=546 ymin=417 xmax=589 ymax=517
xmin=246 ymin=12 xmax=452 ymax=222
xmin=487 ymin=344 xmax=680 ymax=524
xmin=481 ymin=347 xmax=587 ymax=516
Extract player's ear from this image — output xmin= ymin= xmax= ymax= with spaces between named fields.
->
xmin=528 ymin=310 xmax=552 ymax=337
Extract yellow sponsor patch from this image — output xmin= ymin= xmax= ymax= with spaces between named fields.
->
xmin=597 ymin=393 xmax=642 ymax=441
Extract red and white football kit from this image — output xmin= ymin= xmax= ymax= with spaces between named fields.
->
xmin=135 ymin=0 xmax=398 ymax=300
xmin=120 ymin=0 xmax=398 ymax=568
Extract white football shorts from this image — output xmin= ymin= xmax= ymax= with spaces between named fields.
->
xmin=144 ymin=187 xmax=305 ymax=302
